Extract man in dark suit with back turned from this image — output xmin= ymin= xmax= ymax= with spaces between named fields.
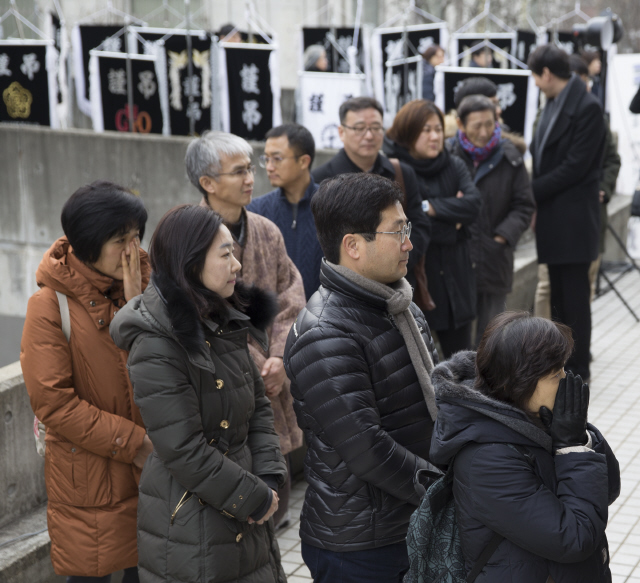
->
xmin=528 ymin=44 xmax=606 ymax=381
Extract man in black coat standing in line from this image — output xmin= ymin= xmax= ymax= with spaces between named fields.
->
xmin=284 ymin=173 xmax=439 ymax=583
xmin=528 ymin=44 xmax=606 ymax=381
xmin=312 ymin=97 xmax=430 ymax=288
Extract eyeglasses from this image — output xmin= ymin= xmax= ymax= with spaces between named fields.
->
xmin=211 ymin=165 xmax=256 ymax=178
xmin=258 ymin=155 xmax=300 ymax=168
xmin=341 ymin=124 xmax=385 ymax=137
xmin=357 ymin=222 xmax=412 ymax=244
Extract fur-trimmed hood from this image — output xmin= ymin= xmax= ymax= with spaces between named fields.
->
xmin=111 ymin=274 xmax=278 ymax=363
xmin=429 ymin=351 xmax=552 ymax=466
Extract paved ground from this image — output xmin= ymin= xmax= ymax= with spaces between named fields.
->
xmin=276 ymin=263 xmax=640 ymax=582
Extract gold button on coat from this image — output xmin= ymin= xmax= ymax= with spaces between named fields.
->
xmin=236 ymin=533 xmax=243 ymax=543
xmin=216 ymin=379 xmax=224 ymax=389
xmin=220 ymin=420 xmax=229 ymax=429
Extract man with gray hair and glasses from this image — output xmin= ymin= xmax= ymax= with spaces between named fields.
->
xmin=185 ymin=131 xmax=306 ymax=529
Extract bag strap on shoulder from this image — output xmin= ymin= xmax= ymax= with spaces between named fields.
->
xmin=388 ymin=158 xmax=407 ymax=208
xmin=55 ymin=291 xmax=71 ymax=343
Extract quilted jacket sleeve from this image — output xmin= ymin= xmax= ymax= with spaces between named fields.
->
xmin=285 ymin=311 xmax=434 ymax=506
xmin=430 ymin=157 xmax=482 ymax=226
xmin=21 ymin=289 xmax=145 ymax=464
xmin=128 ymin=334 xmax=273 ymax=521
xmin=246 ymin=356 xmax=287 ymax=485
xmin=459 ymin=442 xmax=610 ymax=562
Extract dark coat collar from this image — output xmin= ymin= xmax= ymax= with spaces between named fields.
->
xmin=148 ymin=273 xmax=277 ymax=364
xmin=319 ymin=259 xmax=388 ymax=311
xmin=332 ymin=148 xmax=394 ymax=178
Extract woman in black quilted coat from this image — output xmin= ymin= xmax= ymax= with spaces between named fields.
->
xmin=111 ymin=204 xmax=287 ymax=583
xmin=429 ymin=311 xmax=620 ymax=582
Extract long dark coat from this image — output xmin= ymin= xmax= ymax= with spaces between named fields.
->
xmin=430 ymin=351 xmax=620 ymax=583
xmin=383 ymin=140 xmax=482 ymax=331
xmin=448 ymin=138 xmax=535 ymax=295
xmin=110 ymin=277 xmax=287 ymax=583
xmin=530 ymin=75 xmax=606 ymax=265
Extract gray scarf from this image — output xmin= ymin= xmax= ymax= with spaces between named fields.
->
xmin=328 ymin=262 xmax=438 ymax=421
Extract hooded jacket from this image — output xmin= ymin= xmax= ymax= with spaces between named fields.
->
xmin=110 ymin=275 xmax=287 ymax=583
xmin=430 ymin=351 xmax=620 ymax=583
xmin=20 ymin=237 xmax=150 ymax=576
xmin=283 ymin=261 xmax=439 ymax=553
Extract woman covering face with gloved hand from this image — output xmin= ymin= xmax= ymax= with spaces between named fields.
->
xmin=429 ymin=311 xmax=620 ymax=583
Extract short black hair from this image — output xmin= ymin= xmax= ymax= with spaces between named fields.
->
xmin=218 ymin=23 xmax=237 ymax=38
xmin=150 ymin=204 xmax=243 ymax=325
xmin=339 ymin=97 xmax=384 ymax=124
xmin=453 ymin=76 xmax=497 ymax=108
xmin=476 ymin=311 xmax=574 ymax=417
xmin=527 ymin=44 xmax=571 ymax=79
xmin=266 ymin=123 xmax=316 ymax=166
xmin=457 ymin=94 xmax=497 ymax=125
xmin=61 ymin=180 xmax=147 ymax=263
xmin=311 ymin=173 xmax=403 ymax=264
xmin=569 ymin=53 xmax=589 ymax=77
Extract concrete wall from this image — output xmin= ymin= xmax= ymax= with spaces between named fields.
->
xmin=0 ymin=124 xmax=335 ymax=320
xmin=0 ymin=362 xmax=47 ymax=530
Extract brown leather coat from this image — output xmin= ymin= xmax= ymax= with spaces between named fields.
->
xmin=20 ymin=237 xmax=149 ymax=577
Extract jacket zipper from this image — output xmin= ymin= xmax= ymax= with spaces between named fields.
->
xmin=291 ymin=203 xmax=299 ymax=229
xmin=170 ymin=490 xmax=193 ymax=525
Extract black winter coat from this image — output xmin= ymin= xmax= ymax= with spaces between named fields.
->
xmin=383 ymin=139 xmax=482 ymax=331
xmin=530 ymin=75 xmax=606 ymax=265
xmin=283 ymin=261 xmax=439 ymax=552
xmin=430 ymin=351 xmax=620 ymax=583
xmin=448 ymin=138 xmax=535 ymax=295
xmin=110 ymin=278 xmax=287 ymax=583
xmin=311 ymin=148 xmax=431 ymax=285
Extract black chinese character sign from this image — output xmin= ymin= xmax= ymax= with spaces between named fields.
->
xmin=382 ymin=56 xmax=423 ymax=123
xmin=0 ymin=40 xmax=58 ymax=127
xmin=298 ymin=71 xmax=365 ymax=149
xmin=452 ymin=33 xmax=516 ymax=68
xmin=372 ymin=23 xmax=448 ymax=122
xmin=219 ymin=44 xmax=281 ymax=140
xmin=130 ymin=27 xmax=213 ymax=136
xmin=434 ymin=66 xmax=538 ymax=144
xmin=72 ymin=24 xmax=124 ymax=116
xmin=89 ymin=51 xmax=166 ymax=135
xmin=515 ymin=30 xmax=548 ymax=65
xmin=301 ymin=27 xmax=369 ymax=74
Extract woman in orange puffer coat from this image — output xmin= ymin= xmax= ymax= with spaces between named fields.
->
xmin=21 ymin=181 xmax=152 ymax=583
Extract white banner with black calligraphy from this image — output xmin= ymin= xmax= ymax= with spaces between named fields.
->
xmin=298 ymin=72 xmax=366 ymax=149
xmin=217 ymin=43 xmax=281 ymax=141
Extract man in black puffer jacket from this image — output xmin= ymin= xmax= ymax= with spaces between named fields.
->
xmin=284 ymin=173 xmax=440 ymax=583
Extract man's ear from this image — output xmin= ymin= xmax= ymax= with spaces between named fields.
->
xmin=456 ymin=117 xmax=465 ymax=132
xmin=342 ymin=234 xmax=362 ymax=261
xmin=299 ymin=154 xmax=312 ymax=171
xmin=199 ymin=175 xmax=216 ymax=195
xmin=338 ymin=124 xmax=346 ymax=143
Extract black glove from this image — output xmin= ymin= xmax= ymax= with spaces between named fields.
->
xmin=539 ymin=372 xmax=590 ymax=450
